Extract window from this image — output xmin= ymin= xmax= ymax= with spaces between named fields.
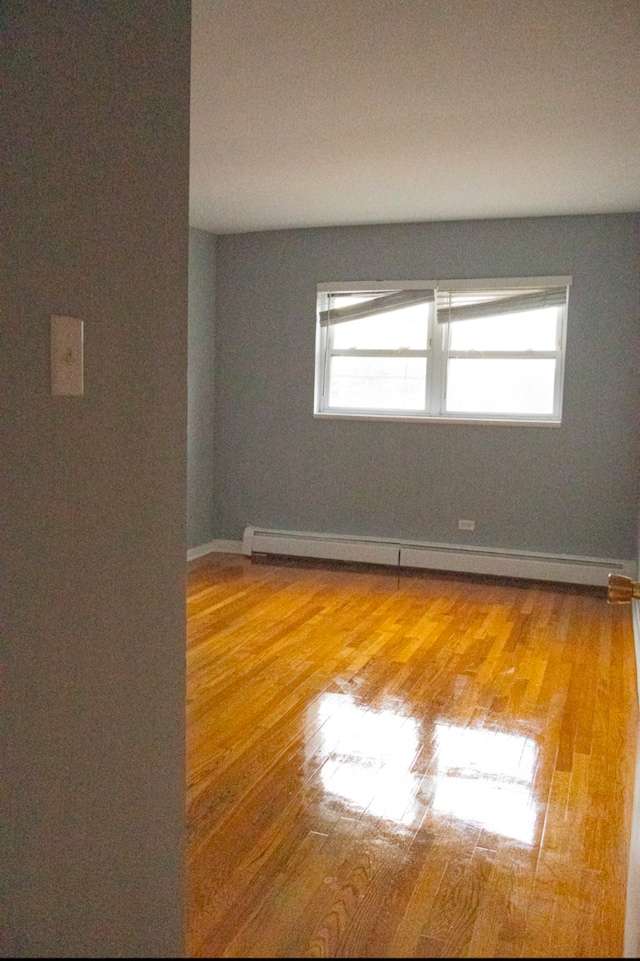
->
xmin=314 ymin=277 xmax=571 ymax=424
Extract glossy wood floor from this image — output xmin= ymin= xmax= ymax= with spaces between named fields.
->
xmin=186 ymin=553 xmax=638 ymax=958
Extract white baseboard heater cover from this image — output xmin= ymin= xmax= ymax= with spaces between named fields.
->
xmin=242 ymin=526 xmax=636 ymax=587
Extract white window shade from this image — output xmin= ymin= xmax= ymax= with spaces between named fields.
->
xmin=319 ymin=288 xmax=435 ymax=327
xmin=436 ymin=286 xmax=569 ymax=323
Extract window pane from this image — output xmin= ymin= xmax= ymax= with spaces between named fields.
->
xmin=446 ymin=359 xmax=556 ymax=415
xmin=448 ymin=307 xmax=558 ymax=351
xmin=329 ymin=357 xmax=426 ymax=410
xmin=331 ymin=303 xmax=429 ymax=350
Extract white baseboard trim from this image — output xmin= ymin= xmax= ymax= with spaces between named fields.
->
xmin=242 ymin=525 xmax=636 ymax=587
xmin=187 ymin=539 xmax=243 ymax=561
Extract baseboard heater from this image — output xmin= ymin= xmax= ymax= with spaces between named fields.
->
xmin=242 ymin=526 xmax=636 ymax=587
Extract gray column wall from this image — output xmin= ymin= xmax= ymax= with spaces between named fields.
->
xmin=2 ymin=3 xmax=190 ymax=956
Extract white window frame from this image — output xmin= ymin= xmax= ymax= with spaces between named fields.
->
xmin=314 ymin=276 xmax=571 ymax=426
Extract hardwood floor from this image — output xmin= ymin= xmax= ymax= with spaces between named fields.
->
xmin=186 ymin=553 xmax=638 ymax=958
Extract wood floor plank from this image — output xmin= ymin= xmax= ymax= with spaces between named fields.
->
xmin=186 ymin=554 xmax=638 ymax=957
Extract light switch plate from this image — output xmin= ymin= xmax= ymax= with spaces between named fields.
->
xmin=51 ymin=315 xmax=84 ymax=395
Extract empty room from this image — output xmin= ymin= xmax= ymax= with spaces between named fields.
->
xmin=4 ymin=1 xmax=639 ymax=959
xmin=186 ymin=1 xmax=640 ymax=957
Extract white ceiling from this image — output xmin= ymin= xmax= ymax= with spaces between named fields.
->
xmin=189 ymin=0 xmax=640 ymax=234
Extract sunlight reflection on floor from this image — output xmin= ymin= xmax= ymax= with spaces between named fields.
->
xmin=310 ymin=693 xmax=539 ymax=843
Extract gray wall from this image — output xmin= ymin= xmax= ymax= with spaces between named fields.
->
xmin=2 ymin=3 xmax=190 ymax=956
xmin=212 ymin=214 xmax=639 ymax=559
xmin=188 ymin=228 xmax=217 ymax=549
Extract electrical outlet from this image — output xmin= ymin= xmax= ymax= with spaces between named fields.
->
xmin=458 ymin=519 xmax=475 ymax=531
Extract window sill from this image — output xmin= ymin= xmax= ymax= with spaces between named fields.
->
xmin=313 ymin=412 xmax=562 ymax=427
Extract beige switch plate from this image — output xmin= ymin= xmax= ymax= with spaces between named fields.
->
xmin=51 ymin=315 xmax=84 ymax=395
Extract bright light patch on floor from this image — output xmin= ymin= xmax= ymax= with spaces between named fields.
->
xmin=432 ymin=777 xmax=537 ymax=844
xmin=312 ymin=693 xmax=421 ymax=825
xmin=308 ymin=700 xmax=539 ymax=840
xmin=432 ymin=724 xmax=538 ymax=844
xmin=317 ymin=693 xmax=419 ymax=765
xmin=434 ymin=724 xmax=537 ymax=781
xmin=319 ymin=757 xmax=419 ymax=824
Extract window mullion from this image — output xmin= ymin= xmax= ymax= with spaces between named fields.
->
xmin=552 ymin=304 xmax=568 ymax=419
xmin=317 ymin=297 xmax=330 ymax=409
xmin=428 ymin=306 xmax=446 ymax=415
